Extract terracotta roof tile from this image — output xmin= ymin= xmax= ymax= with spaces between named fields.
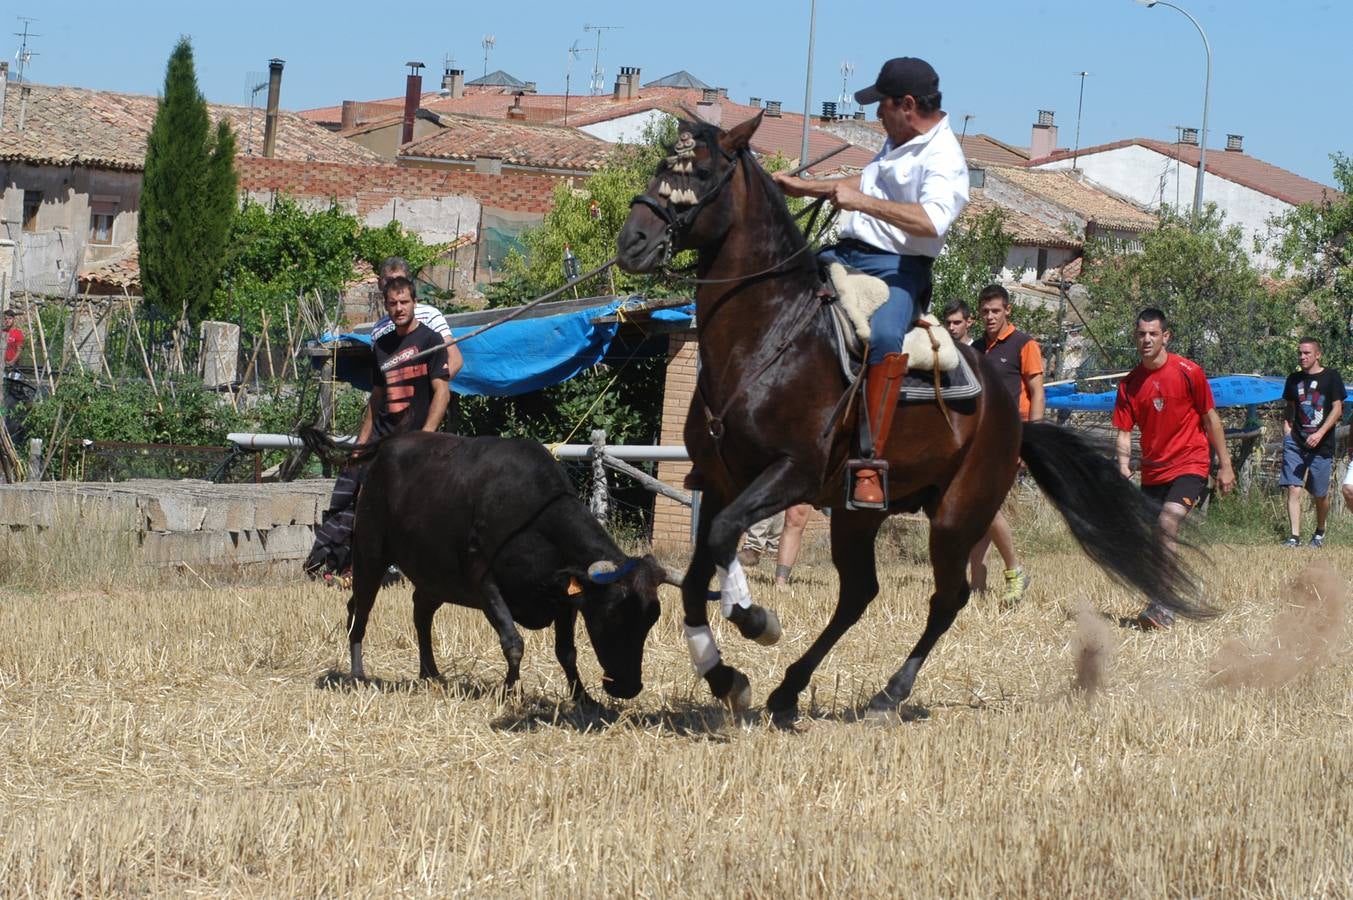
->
xmin=960 ymin=191 xmax=1082 ymax=249
xmin=0 ymin=81 xmax=384 ymax=171
xmin=399 ymin=113 xmax=612 ymax=171
xmin=1032 ymin=138 xmax=1340 ymax=207
xmin=77 ymin=244 xmax=140 ymax=291
xmin=986 ymin=166 xmax=1157 ymax=232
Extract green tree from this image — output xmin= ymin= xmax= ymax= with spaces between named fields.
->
xmin=1080 ymin=205 xmax=1291 ymax=375
xmin=1269 ymin=152 xmax=1353 ymax=372
xmin=497 ymin=117 xmax=686 ymax=305
xmin=139 ymin=38 xmax=237 ymax=325
xmin=932 ymin=206 xmax=1012 ymax=313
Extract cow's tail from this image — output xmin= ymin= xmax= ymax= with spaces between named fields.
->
xmin=298 ymin=425 xmax=387 ymax=466
xmin=1019 ymin=420 xmax=1210 ymax=621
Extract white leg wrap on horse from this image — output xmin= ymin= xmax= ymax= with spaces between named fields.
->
xmin=684 ymin=624 xmax=721 ymax=676
xmin=716 ymin=561 xmax=753 ymax=619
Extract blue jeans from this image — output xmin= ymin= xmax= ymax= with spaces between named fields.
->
xmin=820 ymin=242 xmax=934 ymax=364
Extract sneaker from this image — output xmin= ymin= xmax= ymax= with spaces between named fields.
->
xmin=1136 ymin=602 xmax=1176 ymax=631
xmin=1281 ymin=535 xmax=1301 ymax=548
xmin=1000 ymin=567 xmax=1028 ymax=607
xmin=1310 ymin=532 xmax=1325 ymax=549
xmin=736 ymin=547 xmax=762 ymax=568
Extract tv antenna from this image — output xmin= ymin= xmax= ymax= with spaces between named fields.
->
xmin=563 ymin=40 xmax=582 ymax=124
xmin=583 ymin=23 xmax=621 ymax=95
xmin=1071 ymin=70 xmax=1092 ymax=170
xmin=960 ymin=113 xmax=975 ymax=141
xmin=438 ymin=54 xmax=457 ymax=96
xmin=13 ymin=17 xmax=40 ymax=83
xmin=243 ymin=71 xmax=268 ymax=155
xmin=837 ymin=61 xmax=855 ymax=116
xmin=480 ymin=34 xmax=495 ymax=81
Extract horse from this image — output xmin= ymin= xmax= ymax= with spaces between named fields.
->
xmin=616 ymin=114 xmax=1203 ymax=723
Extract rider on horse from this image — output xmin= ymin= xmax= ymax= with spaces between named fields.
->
xmin=774 ymin=57 xmax=969 ymax=506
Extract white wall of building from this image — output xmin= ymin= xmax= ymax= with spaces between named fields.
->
xmin=579 ymin=109 xmax=672 ymax=145
xmin=1035 ymin=145 xmax=1293 ymax=270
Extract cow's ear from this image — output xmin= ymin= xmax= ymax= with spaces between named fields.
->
xmin=556 ymin=568 xmax=589 ymax=607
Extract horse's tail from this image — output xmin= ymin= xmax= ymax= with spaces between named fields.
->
xmin=298 ymin=425 xmax=388 ymax=466
xmin=1019 ymin=421 xmax=1210 ymax=620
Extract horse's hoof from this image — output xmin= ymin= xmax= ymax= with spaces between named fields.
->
xmin=755 ymin=607 xmax=782 ymax=646
xmin=728 ymin=604 xmax=782 ymax=646
xmin=722 ymin=669 xmax=753 ymax=714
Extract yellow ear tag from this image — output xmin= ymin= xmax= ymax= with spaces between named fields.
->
xmin=567 ymin=577 xmax=584 ymax=596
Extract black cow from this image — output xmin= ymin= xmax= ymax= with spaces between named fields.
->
xmin=302 ymin=428 xmax=669 ymax=701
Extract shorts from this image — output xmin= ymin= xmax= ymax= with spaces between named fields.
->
xmin=1278 ymin=437 xmax=1332 ymax=498
xmin=1343 ymin=460 xmax=1353 ymax=489
xmin=1141 ymin=473 xmax=1207 ymax=510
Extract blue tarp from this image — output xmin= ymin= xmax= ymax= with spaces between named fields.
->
xmin=1045 ymin=374 xmax=1287 ymax=412
xmin=318 ymin=300 xmax=695 ymax=397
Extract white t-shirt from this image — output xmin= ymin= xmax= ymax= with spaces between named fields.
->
xmin=371 ymin=303 xmax=451 ymax=340
xmin=838 ymin=113 xmax=969 ymax=259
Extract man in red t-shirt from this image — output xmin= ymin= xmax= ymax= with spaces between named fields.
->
xmin=1113 ymin=308 xmax=1235 ymax=629
xmin=3 ymin=309 xmax=23 ymax=368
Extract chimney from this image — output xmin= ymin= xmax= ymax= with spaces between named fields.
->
xmin=717 ymin=87 xmax=728 ymax=99
xmin=261 ymin=58 xmax=284 ymax=158
xmin=403 ymin=61 xmax=424 ymax=145
xmin=748 ymin=96 xmax=760 ymax=107
xmin=1179 ymin=127 xmax=1199 ymax=146
xmin=820 ymin=100 xmax=837 ymax=122
xmin=340 ymin=100 xmax=358 ymax=131
xmin=853 ymin=110 xmax=866 ymax=121
xmin=696 ymin=87 xmax=721 ymax=126
xmin=1029 ymin=109 xmax=1057 ymax=159
xmin=1225 ymin=133 xmax=1243 ymax=152
xmin=523 ymin=81 xmax=537 ymax=93
xmin=613 ymin=66 xmax=639 ymax=101
xmin=764 ymin=100 xmax=782 ymax=117
xmin=442 ymin=67 xmax=465 ymax=98
xmin=507 ymin=95 xmax=526 ymax=120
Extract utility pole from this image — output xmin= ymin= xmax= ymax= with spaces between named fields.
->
xmin=799 ymin=0 xmax=817 ymax=166
xmin=583 ymin=24 xmax=622 ymax=96
xmin=1071 ymin=71 xmax=1091 ymax=170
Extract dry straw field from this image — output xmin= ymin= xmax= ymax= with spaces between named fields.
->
xmin=0 ymin=501 xmax=1350 ymax=897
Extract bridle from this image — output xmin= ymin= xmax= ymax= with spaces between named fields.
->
xmin=628 ymin=140 xmax=820 ymax=285
xmin=627 ymin=139 xmax=742 ymax=268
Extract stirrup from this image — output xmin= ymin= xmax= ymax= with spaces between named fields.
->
xmin=844 ymin=458 xmax=889 ymax=511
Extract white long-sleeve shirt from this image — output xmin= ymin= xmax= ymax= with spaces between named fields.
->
xmin=838 ymin=113 xmax=969 ymax=259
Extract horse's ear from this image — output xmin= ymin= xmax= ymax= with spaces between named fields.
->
xmin=719 ymin=112 xmax=762 ymax=153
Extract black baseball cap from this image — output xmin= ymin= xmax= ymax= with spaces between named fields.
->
xmin=854 ymin=57 xmax=940 ymax=105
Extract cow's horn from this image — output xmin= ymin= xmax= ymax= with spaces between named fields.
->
xmin=588 ymin=558 xmax=639 ymax=584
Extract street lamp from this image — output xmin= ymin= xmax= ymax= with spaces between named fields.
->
xmin=1135 ymin=0 xmax=1212 ymax=221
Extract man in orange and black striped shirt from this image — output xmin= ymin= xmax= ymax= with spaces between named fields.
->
xmin=970 ymin=284 xmax=1044 ymax=607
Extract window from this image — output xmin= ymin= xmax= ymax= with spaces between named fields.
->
xmin=21 ymin=190 xmax=42 ymax=232
xmin=89 ymin=199 xmax=118 ymax=245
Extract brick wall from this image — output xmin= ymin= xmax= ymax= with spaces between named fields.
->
xmin=235 ymin=157 xmax=560 ymax=214
xmin=650 ymin=328 xmax=831 ymax=552
xmin=651 ymin=330 xmax=698 ymax=548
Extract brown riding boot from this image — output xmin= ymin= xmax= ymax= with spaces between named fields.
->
xmin=852 ymin=352 xmax=909 ymax=506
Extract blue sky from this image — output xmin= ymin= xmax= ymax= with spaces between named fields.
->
xmin=18 ymin=0 xmax=1350 ymax=185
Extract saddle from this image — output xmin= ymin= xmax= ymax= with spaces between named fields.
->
xmin=823 ymin=263 xmax=982 ymax=404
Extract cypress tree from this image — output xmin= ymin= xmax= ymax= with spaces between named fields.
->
xmin=138 ymin=38 xmax=237 ymax=324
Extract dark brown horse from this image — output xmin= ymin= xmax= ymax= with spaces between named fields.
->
xmin=617 ymin=114 xmax=1202 ymax=723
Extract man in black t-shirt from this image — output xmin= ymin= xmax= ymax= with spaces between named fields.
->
xmin=1280 ymin=337 xmax=1345 ymax=548
xmin=306 ymin=277 xmax=459 ymax=581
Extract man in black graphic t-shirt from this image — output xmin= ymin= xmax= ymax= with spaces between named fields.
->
xmin=1280 ymin=337 xmax=1345 ymax=548
xmin=306 ymin=277 xmax=459 ymax=581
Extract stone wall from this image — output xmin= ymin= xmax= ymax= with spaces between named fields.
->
xmin=0 ymin=479 xmax=335 ymax=570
